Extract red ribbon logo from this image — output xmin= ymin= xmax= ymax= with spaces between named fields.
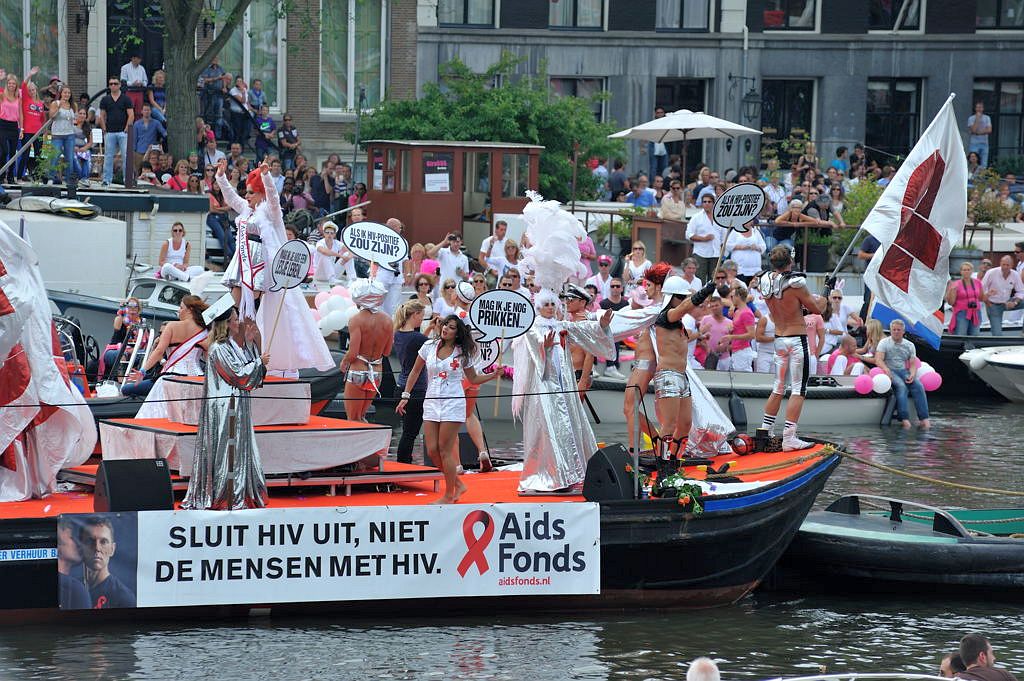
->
xmin=456 ymin=510 xmax=494 ymax=577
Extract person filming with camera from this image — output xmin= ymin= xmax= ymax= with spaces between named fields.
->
xmin=426 ymin=232 xmax=469 ymax=286
xmin=945 ymin=261 xmax=986 ymax=336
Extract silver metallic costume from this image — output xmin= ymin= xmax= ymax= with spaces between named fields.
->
xmin=653 ymin=368 xmax=690 ymax=398
xmin=512 ymin=316 xmax=615 ymax=493
xmin=772 ymin=335 xmax=810 ymax=397
xmin=182 ymin=338 xmax=268 ymax=510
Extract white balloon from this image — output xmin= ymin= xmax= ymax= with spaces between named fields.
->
xmin=969 ymin=353 xmax=989 ymax=371
xmin=321 ymin=296 xmax=347 ymax=315
xmin=337 ymin=307 xmax=355 ymax=330
xmin=917 ymin=362 xmax=935 ymax=376
xmin=872 ymin=373 xmax=892 ymax=394
xmin=323 ymin=309 xmax=346 ymax=331
xmin=318 ymin=316 xmax=335 ymax=337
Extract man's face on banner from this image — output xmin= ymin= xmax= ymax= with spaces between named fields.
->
xmin=57 ymin=526 xmax=82 ymax=564
xmin=81 ymin=523 xmax=116 ymax=575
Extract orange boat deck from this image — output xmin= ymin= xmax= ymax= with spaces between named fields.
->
xmin=0 ymin=445 xmax=829 ymax=521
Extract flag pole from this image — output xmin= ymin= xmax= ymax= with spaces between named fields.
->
xmin=828 ymin=227 xmax=864 ymax=280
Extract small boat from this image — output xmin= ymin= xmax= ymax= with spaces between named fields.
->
xmin=784 ymin=494 xmax=1024 ymax=590
xmin=910 ymin=332 xmax=1023 ymax=399
xmin=960 ymin=346 xmax=1024 ymax=402
xmin=472 ymin=370 xmax=887 ymax=428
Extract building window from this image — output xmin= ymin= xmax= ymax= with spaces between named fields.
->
xmin=655 ymin=0 xmax=711 ymax=31
xmin=869 ymin=0 xmax=920 ymax=30
xmin=973 ymin=80 xmax=1023 ymax=162
xmin=218 ymin=0 xmax=285 ymax=110
xmin=550 ymin=77 xmax=606 ymax=122
xmin=0 ymin=0 xmax=60 ymax=82
xmin=320 ymin=0 xmax=386 ymax=112
xmin=865 ymin=79 xmax=921 ymax=163
xmin=760 ymin=80 xmax=814 ymax=163
xmin=549 ymin=0 xmax=604 ymax=29
xmin=763 ymin=0 xmax=815 ymax=30
xmin=977 ymin=0 xmax=1024 ymax=28
xmin=438 ymin=0 xmax=494 ymax=26
xmin=501 ymin=153 xmax=530 ymax=198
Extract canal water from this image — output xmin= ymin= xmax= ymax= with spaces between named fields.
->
xmin=1 ymin=397 xmax=1022 ymax=681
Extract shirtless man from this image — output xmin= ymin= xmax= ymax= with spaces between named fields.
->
xmin=341 ymin=279 xmax=394 ymax=424
xmin=757 ymin=245 xmax=827 ymax=451
xmin=652 ymin=276 xmax=716 ymax=470
xmin=622 ymin=262 xmax=671 ymax=453
xmin=562 ymin=284 xmax=597 ymax=398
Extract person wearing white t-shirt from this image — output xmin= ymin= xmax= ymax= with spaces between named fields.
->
xmin=479 ymin=221 xmax=508 ymax=278
xmin=682 ymin=312 xmax=701 ymax=369
xmin=726 ymin=227 xmax=767 ymax=281
xmin=686 ymin=194 xmax=724 ymax=282
xmin=376 ymin=217 xmax=410 ymax=315
xmin=427 ymin=232 xmax=470 ymax=285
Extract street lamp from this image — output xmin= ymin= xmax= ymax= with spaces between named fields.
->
xmin=76 ymin=0 xmax=97 ymax=33
xmin=728 ymin=73 xmax=762 ymax=123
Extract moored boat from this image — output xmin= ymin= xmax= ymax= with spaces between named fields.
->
xmin=784 ymin=494 xmax=1024 ymax=591
xmin=960 ymin=346 xmax=1024 ymax=402
xmin=910 ymin=332 xmax=1022 ymax=399
xmin=0 ymin=442 xmax=840 ymax=619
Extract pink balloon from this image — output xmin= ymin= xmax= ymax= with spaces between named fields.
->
xmin=920 ymin=372 xmax=942 ymax=392
xmin=854 ymin=374 xmax=874 ymax=395
xmin=911 ymin=357 xmax=921 ymax=369
xmin=330 ymin=285 xmax=346 ymax=297
xmin=314 ymin=291 xmax=331 ymax=309
xmin=311 ymin=309 xmax=321 ymax=321
xmin=869 ymin=367 xmax=885 ymax=377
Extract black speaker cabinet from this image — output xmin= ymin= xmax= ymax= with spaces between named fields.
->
xmin=94 ymin=459 xmax=174 ymax=512
xmin=583 ymin=443 xmax=636 ymax=502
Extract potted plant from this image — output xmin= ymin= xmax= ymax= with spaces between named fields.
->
xmin=957 ymin=168 xmax=1018 ymax=274
xmin=797 ymin=229 xmax=833 ymax=272
xmin=593 ymin=216 xmax=632 ymax=255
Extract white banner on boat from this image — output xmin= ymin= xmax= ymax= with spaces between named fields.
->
xmin=59 ymin=504 xmax=600 ymax=609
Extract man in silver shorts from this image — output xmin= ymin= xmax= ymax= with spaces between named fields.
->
xmin=756 ymin=246 xmax=827 ymax=451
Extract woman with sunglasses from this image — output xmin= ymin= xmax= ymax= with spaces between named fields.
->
xmin=433 ymin=277 xmax=460 ymax=318
xmin=158 ymin=222 xmax=205 ymax=281
xmin=99 ymin=297 xmax=145 ymax=380
xmin=471 ymin=274 xmax=488 ymax=297
xmin=622 ymin=241 xmax=652 ymax=293
xmin=829 ymin=184 xmax=846 ymax=215
xmin=660 ymin=180 xmax=687 ymax=221
xmin=397 ymin=315 xmax=500 ymax=503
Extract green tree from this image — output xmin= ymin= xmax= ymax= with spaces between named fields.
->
xmin=359 ymin=53 xmax=625 ymax=202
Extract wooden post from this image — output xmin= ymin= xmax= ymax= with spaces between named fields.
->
xmin=492 ymin=330 xmax=506 ymax=418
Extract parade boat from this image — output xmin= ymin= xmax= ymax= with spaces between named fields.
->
xmin=909 ymin=331 xmax=1022 ymax=399
xmin=960 ymin=346 xmax=1024 ymax=402
xmin=0 ymin=440 xmax=839 ymax=621
xmin=472 ymin=371 xmax=888 ymax=428
xmin=783 ymin=494 xmax=1024 ymax=592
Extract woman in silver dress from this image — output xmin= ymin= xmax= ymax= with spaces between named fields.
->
xmin=182 ymin=306 xmax=270 ymax=510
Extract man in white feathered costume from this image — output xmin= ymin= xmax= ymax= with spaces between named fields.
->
xmin=512 ymin=193 xmax=616 ymax=494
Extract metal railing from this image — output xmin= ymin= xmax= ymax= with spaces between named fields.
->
xmin=0 ymin=118 xmax=53 ymax=181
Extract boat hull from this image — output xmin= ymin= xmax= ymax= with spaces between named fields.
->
xmin=910 ymin=332 xmax=1023 ymax=398
xmin=0 ymin=453 xmax=839 ymax=617
xmin=784 ymin=497 xmax=1024 ymax=591
xmin=960 ymin=346 xmax=1024 ymax=402
xmin=473 ymin=371 xmax=887 ymax=428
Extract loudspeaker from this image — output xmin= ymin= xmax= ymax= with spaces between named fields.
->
xmin=94 ymin=459 xmax=174 ymax=512
xmin=583 ymin=443 xmax=635 ymax=502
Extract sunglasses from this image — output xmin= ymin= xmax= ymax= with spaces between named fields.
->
xmin=172 ymin=228 xmax=184 ymax=233
xmin=610 ymin=284 xmax=622 ymax=288
xmin=108 ymin=82 xmax=119 ymax=86
xmin=715 ymin=276 xmax=727 ymax=281
xmin=599 ymin=261 xmax=610 ymax=266
xmin=444 ymin=285 xmax=456 ymax=289
xmin=633 ymin=247 xmax=644 ymax=251
xmin=830 ymin=296 xmax=842 ymax=300
xmin=284 ymin=118 xmax=292 ymax=122
xmin=473 ymin=279 xmax=485 ymax=284
xmin=417 ymin=282 xmax=431 ymax=287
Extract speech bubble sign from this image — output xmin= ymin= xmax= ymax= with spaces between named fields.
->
xmin=471 ymin=329 xmax=504 ymax=371
xmin=341 ymin=221 xmax=409 ymax=273
xmin=468 ymin=289 xmax=535 ymax=343
xmin=712 ymin=182 xmax=766 ymax=233
xmin=268 ymin=239 xmax=311 ymax=292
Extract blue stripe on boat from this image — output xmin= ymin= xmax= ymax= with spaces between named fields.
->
xmin=704 ymin=455 xmax=840 ymax=512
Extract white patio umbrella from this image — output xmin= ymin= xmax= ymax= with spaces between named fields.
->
xmin=610 ymin=109 xmax=762 ymax=181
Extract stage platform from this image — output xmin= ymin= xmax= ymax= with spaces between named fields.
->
xmin=99 ymin=415 xmax=391 ymax=475
xmin=163 ymin=376 xmax=311 ymax=426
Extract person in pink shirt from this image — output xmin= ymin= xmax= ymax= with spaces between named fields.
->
xmin=577 ymin=233 xmax=597 ymax=281
xmin=980 ymin=255 xmax=1024 ymax=336
xmin=804 ymin=310 xmax=825 ymax=374
xmin=944 ymin=262 xmax=986 ymax=335
xmin=724 ymin=285 xmax=756 ymax=371
xmin=699 ymin=293 xmax=733 ymax=370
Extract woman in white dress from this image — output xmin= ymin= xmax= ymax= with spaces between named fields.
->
xmin=216 ymin=160 xmax=334 ymax=375
xmin=158 ymin=222 xmax=205 ymax=281
xmin=623 ymin=241 xmax=652 ymax=293
xmin=396 ymin=315 xmax=500 ymax=504
xmin=133 ymin=296 xmax=209 ymax=414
